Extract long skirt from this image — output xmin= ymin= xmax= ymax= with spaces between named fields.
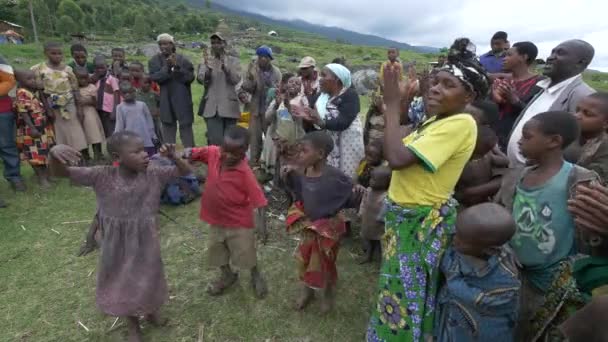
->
xmin=286 ymin=202 xmax=346 ymax=289
xmin=367 ymin=199 xmax=456 ymax=342
xmin=52 ymin=101 xmax=87 ymax=151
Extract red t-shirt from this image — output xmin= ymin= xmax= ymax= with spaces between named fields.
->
xmin=192 ymin=146 xmax=267 ymax=228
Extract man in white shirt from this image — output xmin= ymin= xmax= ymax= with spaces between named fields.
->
xmin=507 ymin=40 xmax=595 ymax=166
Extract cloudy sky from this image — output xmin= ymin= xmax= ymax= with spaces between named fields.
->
xmin=220 ymin=0 xmax=608 ymax=70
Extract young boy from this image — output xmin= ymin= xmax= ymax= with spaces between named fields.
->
xmin=69 ymin=44 xmax=95 ymax=74
xmin=130 ymin=61 xmax=160 ymax=94
xmin=495 ymin=111 xmax=599 ymax=340
xmin=435 ymin=203 xmax=520 ymax=342
xmin=358 ymin=165 xmax=390 ymax=264
xmin=136 ymin=75 xmax=162 ymax=143
xmin=92 ymin=56 xmax=120 ymax=138
xmin=378 ymin=47 xmax=403 ymax=90
xmin=114 ymin=82 xmax=158 ymax=156
xmin=111 ymin=47 xmax=128 ymax=77
xmin=574 ymin=92 xmax=608 ymax=182
xmin=186 ymin=126 xmax=268 ymax=299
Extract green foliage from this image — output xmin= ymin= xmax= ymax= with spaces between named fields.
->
xmin=133 ymin=15 xmax=147 ymax=37
xmin=56 ymin=15 xmax=79 ymax=35
xmin=58 ymin=0 xmax=84 ymax=30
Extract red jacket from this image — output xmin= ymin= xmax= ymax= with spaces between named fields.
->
xmin=0 ymin=64 xmax=16 ymax=113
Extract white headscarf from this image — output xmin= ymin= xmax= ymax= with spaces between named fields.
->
xmin=315 ymin=63 xmax=352 ymax=119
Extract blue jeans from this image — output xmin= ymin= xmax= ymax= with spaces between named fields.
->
xmin=0 ymin=112 xmax=22 ymax=182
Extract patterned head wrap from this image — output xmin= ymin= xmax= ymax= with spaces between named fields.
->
xmin=440 ymin=38 xmax=490 ymax=99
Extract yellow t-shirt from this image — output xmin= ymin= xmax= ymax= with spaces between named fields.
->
xmin=388 ymin=113 xmax=477 ymax=206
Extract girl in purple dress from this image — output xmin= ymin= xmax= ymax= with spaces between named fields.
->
xmin=49 ymin=131 xmax=191 ymax=342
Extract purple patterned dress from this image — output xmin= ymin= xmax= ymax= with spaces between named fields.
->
xmin=68 ymin=165 xmax=179 ymax=316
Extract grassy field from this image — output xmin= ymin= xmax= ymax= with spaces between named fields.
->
xmin=0 ymin=39 xmax=380 ymax=341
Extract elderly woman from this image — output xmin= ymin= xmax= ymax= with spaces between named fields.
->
xmin=148 ymin=33 xmax=195 ymax=147
xmin=301 ymin=63 xmax=364 ymax=180
xmin=366 ymin=38 xmax=490 ymax=342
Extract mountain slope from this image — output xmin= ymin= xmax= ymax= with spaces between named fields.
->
xmin=188 ymin=1 xmax=439 ymax=53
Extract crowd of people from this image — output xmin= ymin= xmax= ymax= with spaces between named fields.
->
xmin=2 ymin=29 xmax=608 ymax=341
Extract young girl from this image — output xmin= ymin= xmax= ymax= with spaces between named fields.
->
xmin=115 ymin=82 xmax=158 ymax=156
xmin=13 ymin=70 xmax=55 ymax=187
xmin=49 ymin=133 xmax=191 ymax=342
xmin=283 ymin=131 xmax=363 ymax=313
xmin=31 ymin=42 xmax=87 ymax=153
xmin=263 ymin=74 xmax=306 ymax=181
xmin=367 ymin=38 xmax=490 ymax=342
xmin=75 ymin=68 xmax=105 ymax=162
xmin=92 ymin=55 xmax=120 ymax=138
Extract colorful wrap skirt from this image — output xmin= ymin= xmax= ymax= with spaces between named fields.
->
xmin=367 ymin=199 xmax=456 ymax=342
xmin=286 ymin=202 xmax=346 ymax=289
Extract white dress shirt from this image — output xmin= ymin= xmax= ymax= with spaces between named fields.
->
xmin=507 ymin=75 xmax=581 ymax=167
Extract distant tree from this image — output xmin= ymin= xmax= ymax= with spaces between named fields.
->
xmin=134 ymin=15 xmax=147 ymax=36
xmin=56 ymin=14 xmax=78 ymax=35
xmin=57 ymin=0 xmax=84 ymax=28
xmin=439 ymin=47 xmax=449 ymax=54
xmin=205 ymin=0 xmax=212 ymax=9
xmin=184 ymin=14 xmax=205 ymax=33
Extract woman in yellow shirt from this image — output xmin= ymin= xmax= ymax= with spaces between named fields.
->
xmin=367 ymin=39 xmax=490 ymax=342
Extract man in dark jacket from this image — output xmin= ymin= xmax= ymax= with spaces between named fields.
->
xmin=149 ymin=33 xmax=195 ymax=147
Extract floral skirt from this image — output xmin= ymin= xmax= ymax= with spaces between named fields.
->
xmin=367 ymin=199 xmax=456 ymax=342
xmin=286 ymin=202 xmax=346 ymax=289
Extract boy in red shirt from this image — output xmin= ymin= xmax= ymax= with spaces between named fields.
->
xmin=186 ymin=126 xmax=268 ymax=298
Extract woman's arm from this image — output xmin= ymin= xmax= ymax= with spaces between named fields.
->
xmin=383 ymin=67 xmax=419 ymax=170
xmin=323 ymin=89 xmax=361 ymax=132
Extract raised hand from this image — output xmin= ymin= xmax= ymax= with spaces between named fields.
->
xmin=383 ymin=64 xmax=402 ymax=110
xmin=159 ymin=143 xmax=177 ymax=160
xmin=50 ymin=145 xmax=81 ymax=165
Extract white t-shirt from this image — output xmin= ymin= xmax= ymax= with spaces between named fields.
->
xmin=507 ymin=75 xmax=580 ymax=167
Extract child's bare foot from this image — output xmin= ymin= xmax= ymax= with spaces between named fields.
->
xmin=126 ymin=316 xmax=143 ymax=342
xmin=294 ymin=286 xmax=314 ymax=311
xmin=206 ymin=268 xmax=238 ymax=296
xmin=251 ymin=267 xmax=268 ymax=299
xmin=145 ymin=312 xmax=168 ymax=327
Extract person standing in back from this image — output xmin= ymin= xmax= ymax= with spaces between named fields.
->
xmin=197 ymin=32 xmax=242 ymax=146
xmin=480 ymin=31 xmax=509 ymax=74
xmin=241 ymin=46 xmax=282 ymax=165
xmin=148 ymin=33 xmax=195 ymax=148
xmin=0 ymin=55 xmax=25 ymax=197
xmin=507 ymin=40 xmax=596 ymax=167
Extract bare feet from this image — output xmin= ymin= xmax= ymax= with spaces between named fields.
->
xmin=251 ymin=267 xmax=268 ymax=299
xmin=294 ymin=286 xmax=314 ymax=311
xmin=126 ymin=316 xmax=143 ymax=342
xmin=206 ymin=268 xmax=238 ymax=296
xmin=145 ymin=312 xmax=168 ymax=327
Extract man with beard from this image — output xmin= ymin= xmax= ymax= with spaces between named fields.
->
xmin=197 ymin=32 xmax=242 ymax=146
xmin=148 ymin=33 xmax=195 ymax=147
xmin=507 ymin=39 xmax=595 ymax=167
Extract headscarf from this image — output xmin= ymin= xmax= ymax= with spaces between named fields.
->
xmin=315 ymin=63 xmax=352 ymax=119
xmin=157 ymin=33 xmax=175 ymax=43
xmin=440 ymin=38 xmax=490 ymax=100
xmin=256 ymin=45 xmax=273 ymax=60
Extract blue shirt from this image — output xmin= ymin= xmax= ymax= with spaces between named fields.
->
xmin=479 ymin=51 xmax=505 ymax=73
xmin=510 ymin=161 xmax=576 ymax=291
xmin=436 ymin=246 xmax=520 ymax=342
